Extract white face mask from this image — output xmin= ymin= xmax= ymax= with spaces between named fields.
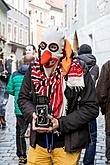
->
xmin=25 ymin=46 xmax=34 ymax=55
xmin=39 ymin=26 xmax=64 ymax=77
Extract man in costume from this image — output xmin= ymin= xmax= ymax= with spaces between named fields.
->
xmin=18 ymin=26 xmax=99 ymax=165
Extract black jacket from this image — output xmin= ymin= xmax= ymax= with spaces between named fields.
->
xmin=96 ymin=61 xmax=110 ymax=132
xmin=18 ymin=59 xmax=99 ymax=152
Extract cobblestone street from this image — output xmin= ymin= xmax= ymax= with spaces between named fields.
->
xmin=0 ymin=96 xmax=106 ymax=165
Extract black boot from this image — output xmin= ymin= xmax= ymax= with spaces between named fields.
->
xmin=1 ymin=116 xmax=6 ymax=129
xmin=106 ymin=160 xmax=110 ymax=165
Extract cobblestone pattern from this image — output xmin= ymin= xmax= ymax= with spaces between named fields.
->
xmin=0 ymin=96 xmax=106 ymax=165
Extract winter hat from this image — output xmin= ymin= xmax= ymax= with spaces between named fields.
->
xmin=78 ymin=44 xmax=92 ymax=55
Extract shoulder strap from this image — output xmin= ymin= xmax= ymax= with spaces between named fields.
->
xmin=89 ymin=66 xmax=94 ymax=72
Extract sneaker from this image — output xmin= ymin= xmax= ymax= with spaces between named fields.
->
xmin=19 ymin=157 xmax=27 ymax=164
xmin=2 ymin=122 xmax=6 ymax=129
xmin=0 ymin=116 xmax=6 ymax=129
xmin=106 ymin=160 xmax=110 ymax=165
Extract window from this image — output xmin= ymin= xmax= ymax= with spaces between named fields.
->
xmin=24 ymin=30 xmax=28 ymax=45
xmin=18 ymin=0 xmax=20 ymax=10
xmin=65 ymin=4 xmax=67 ymax=27
xmin=31 ymin=31 xmax=33 ymax=44
xmin=19 ymin=28 xmax=23 ymax=43
xmin=25 ymin=9 xmax=28 ymax=15
xmin=29 ymin=10 xmax=31 ymax=15
xmin=73 ymin=0 xmax=78 ymax=17
xmin=74 ymin=0 xmax=77 ymax=17
xmin=7 ymin=23 xmax=12 ymax=41
xmin=0 ymin=22 xmax=1 ymax=35
xmin=51 ymin=16 xmax=55 ymax=20
xmin=40 ymin=12 xmax=43 ymax=23
xmin=50 ymin=16 xmax=55 ymax=25
xmin=2 ymin=24 xmax=5 ymax=36
xmin=13 ymin=26 xmax=18 ymax=42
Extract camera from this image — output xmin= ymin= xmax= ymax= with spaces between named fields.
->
xmin=36 ymin=104 xmax=49 ymax=127
xmin=35 ymin=95 xmax=51 ymax=127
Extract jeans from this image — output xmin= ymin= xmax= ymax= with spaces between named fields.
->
xmin=83 ymin=119 xmax=97 ymax=165
xmin=16 ymin=115 xmax=28 ymax=158
xmin=0 ymin=87 xmax=9 ymax=116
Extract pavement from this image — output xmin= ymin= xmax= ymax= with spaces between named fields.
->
xmin=0 ymin=95 xmax=106 ymax=165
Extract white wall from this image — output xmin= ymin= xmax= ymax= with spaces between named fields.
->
xmin=77 ymin=14 xmax=110 ymax=68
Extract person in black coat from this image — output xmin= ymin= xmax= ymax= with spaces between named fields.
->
xmin=78 ymin=44 xmax=99 ymax=165
xmin=18 ymin=26 xmax=99 ymax=165
xmin=96 ymin=60 xmax=110 ymax=165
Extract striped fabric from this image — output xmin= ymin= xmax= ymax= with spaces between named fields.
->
xmin=31 ymin=58 xmax=84 ymax=118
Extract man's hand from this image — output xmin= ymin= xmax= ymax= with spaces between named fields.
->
xmin=48 ymin=114 xmax=59 ymax=130
xmin=32 ymin=113 xmax=59 ymax=133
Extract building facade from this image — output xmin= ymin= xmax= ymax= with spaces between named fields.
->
xmin=29 ymin=0 xmax=64 ymax=51
xmin=65 ymin=0 xmax=110 ymax=67
xmin=4 ymin=0 xmax=29 ymax=65
xmin=0 ymin=0 xmax=10 ymax=53
xmin=46 ymin=0 xmax=64 ymax=28
xmin=29 ymin=0 xmax=50 ymax=49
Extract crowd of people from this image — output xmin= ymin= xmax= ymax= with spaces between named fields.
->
xmin=0 ymin=25 xmax=110 ymax=165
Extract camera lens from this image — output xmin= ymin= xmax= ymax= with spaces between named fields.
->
xmin=36 ymin=104 xmax=49 ymax=126
xmin=38 ymin=115 xmax=46 ymax=124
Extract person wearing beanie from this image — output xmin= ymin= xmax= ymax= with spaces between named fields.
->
xmin=78 ymin=44 xmax=92 ymax=55
xmin=78 ymin=44 xmax=99 ymax=165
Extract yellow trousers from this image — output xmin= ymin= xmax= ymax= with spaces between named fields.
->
xmin=28 ymin=145 xmax=81 ymax=165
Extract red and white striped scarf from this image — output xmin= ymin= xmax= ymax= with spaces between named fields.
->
xmin=31 ymin=58 xmax=84 ymax=118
